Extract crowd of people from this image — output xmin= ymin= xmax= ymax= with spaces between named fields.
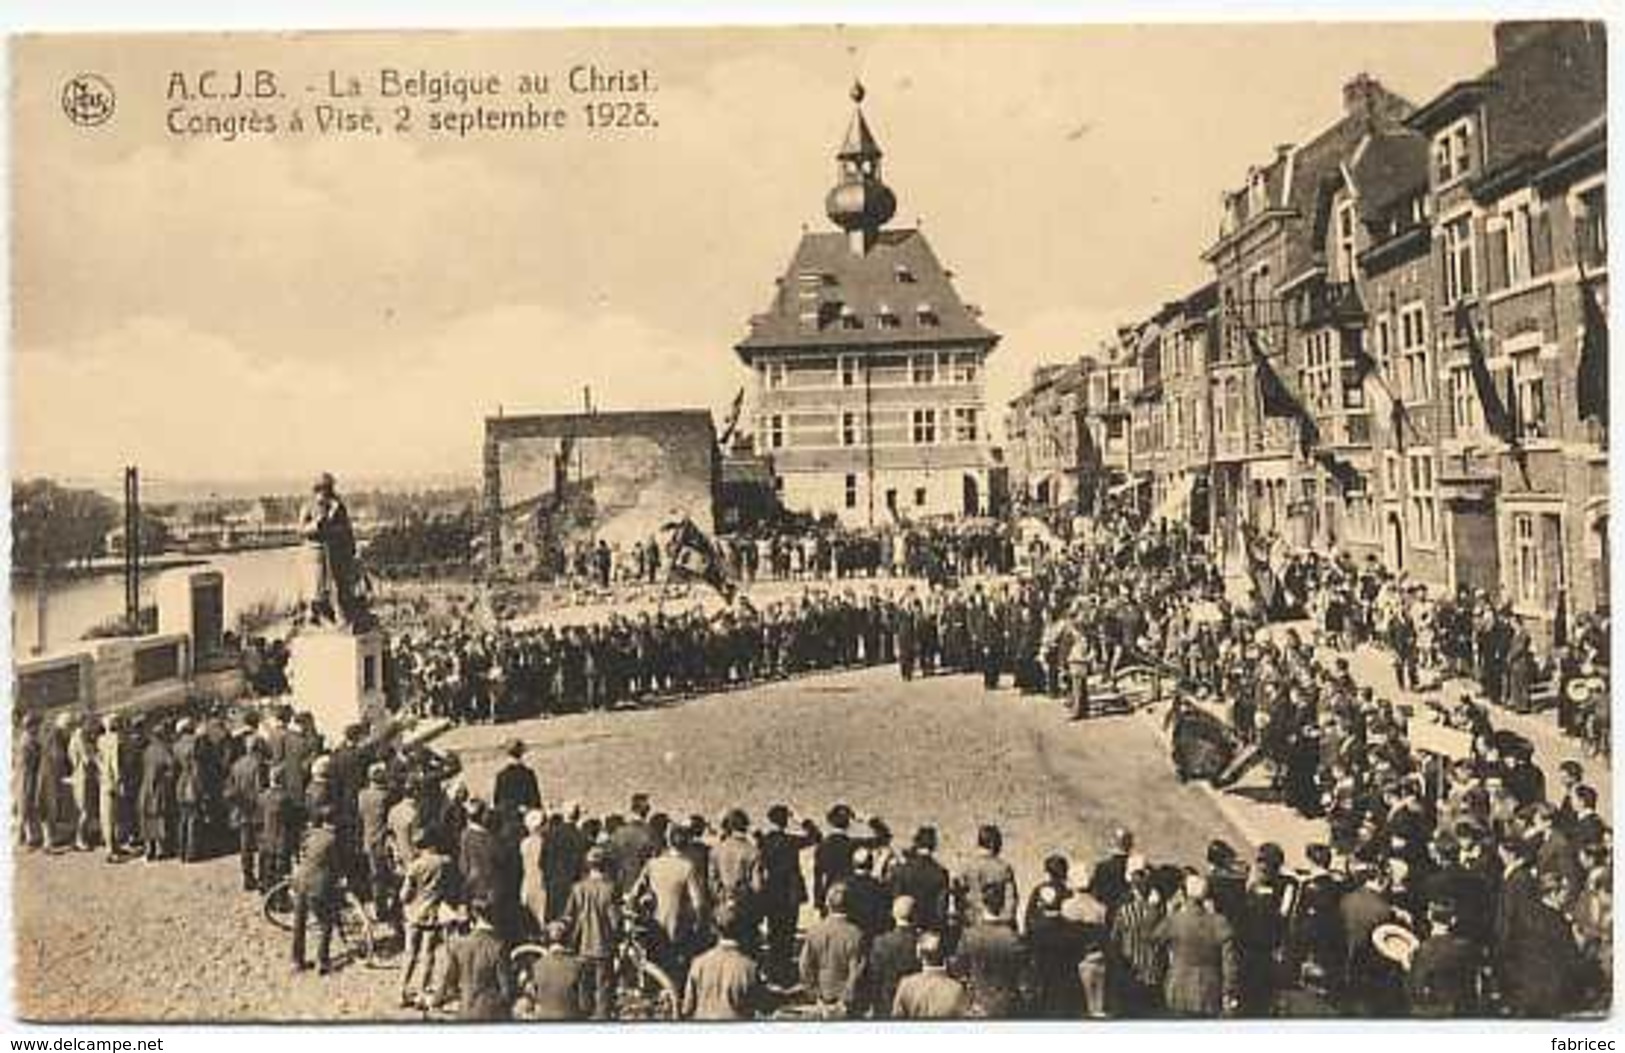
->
xmin=512 ymin=520 xmax=1018 ymax=593
xmin=12 ymin=503 xmax=1613 ymax=1020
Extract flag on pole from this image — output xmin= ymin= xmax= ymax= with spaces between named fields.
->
xmin=1577 ymin=261 xmax=1609 ymax=428
xmin=1346 ymin=332 xmax=1415 ymax=453
xmin=1246 ymin=327 xmax=1304 ymax=420
xmin=717 ymin=387 xmax=746 ymax=446
xmin=1454 ymin=303 xmax=1518 ymax=445
xmin=661 ymin=514 xmax=736 ymax=601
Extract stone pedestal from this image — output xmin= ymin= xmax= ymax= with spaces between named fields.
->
xmin=288 ymin=627 xmax=386 ymax=741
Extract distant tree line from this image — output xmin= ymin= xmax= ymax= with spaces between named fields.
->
xmin=364 ymin=508 xmax=478 ymax=573
xmin=12 ymin=478 xmax=170 ymax=574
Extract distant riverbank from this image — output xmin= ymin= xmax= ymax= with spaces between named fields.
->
xmin=13 ymin=545 xmax=308 ymax=654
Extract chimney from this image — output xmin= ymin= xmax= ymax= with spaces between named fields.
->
xmin=1342 ymin=72 xmax=1384 ymax=125
xmin=1494 ymin=20 xmax=1560 ymax=61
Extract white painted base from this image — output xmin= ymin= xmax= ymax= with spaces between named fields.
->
xmin=288 ymin=628 xmax=386 ymax=742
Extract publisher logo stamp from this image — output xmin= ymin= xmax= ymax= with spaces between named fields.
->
xmin=62 ymin=73 xmax=116 ymax=127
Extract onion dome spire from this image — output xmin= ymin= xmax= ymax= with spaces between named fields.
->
xmin=825 ymin=79 xmax=896 ymax=248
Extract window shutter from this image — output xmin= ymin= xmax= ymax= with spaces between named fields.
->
xmin=1529 ymin=206 xmax=1554 ymax=275
xmin=1485 ymin=222 xmax=1509 ymax=292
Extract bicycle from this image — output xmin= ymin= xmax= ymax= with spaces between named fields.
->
xmin=262 ymin=878 xmax=394 ymax=969
xmin=508 ymin=914 xmax=679 ymax=1021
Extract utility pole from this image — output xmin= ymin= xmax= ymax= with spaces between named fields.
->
xmin=123 ymin=465 xmax=140 ymax=628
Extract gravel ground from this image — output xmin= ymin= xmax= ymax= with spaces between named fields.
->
xmin=13 ymin=665 xmax=1243 ymax=1023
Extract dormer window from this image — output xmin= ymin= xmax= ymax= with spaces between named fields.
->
xmin=894 ymin=264 xmax=916 ymax=284
xmin=915 ymin=303 xmax=939 ymax=327
xmin=1433 ymin=118 xmax=1475 ymax=187
xmin=839 ymin=304 xmax=862 ymax=330
xmin=876 ymin=304 xmax=901 ymax=329
xmin=1248 ymin=169 xmax=1269 ymax=214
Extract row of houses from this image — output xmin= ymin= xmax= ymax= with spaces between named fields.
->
xmin=1007 ymin=20 xmax=1608 ymax=641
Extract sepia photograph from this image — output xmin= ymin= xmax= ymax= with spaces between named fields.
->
xmin=5 ymin=16 xmax=1614 ymax=1026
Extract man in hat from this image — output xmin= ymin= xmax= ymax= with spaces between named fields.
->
xmin=891 ymin=826 xmax=951 ymax=935
xmin=226 ymin=736 xmax=267 ymax=890
xmin=813 ymin=803 xmax=861 ymax=915
xmin=300 ymin=471 xmax=364 ymax=626
xmin=492 ymin=739 xmax=540 ymax=819
xmin=757 ymin=804 xmax=817 ymax=986
xmin=1406 ymin=898 xmax=1479 ymax=1017
xmin=563 ymin=845 xmax=622 ymax=1020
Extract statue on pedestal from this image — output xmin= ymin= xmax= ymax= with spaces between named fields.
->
xmin=299 ymin=472 xmax=371 ymax=629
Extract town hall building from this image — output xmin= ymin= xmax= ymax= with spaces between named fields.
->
xmin=735 ymin=83 xmax=1001 ymax=526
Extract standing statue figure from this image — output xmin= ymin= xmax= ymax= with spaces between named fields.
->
xmin=299 ymin=472 xmax=367 ymax=628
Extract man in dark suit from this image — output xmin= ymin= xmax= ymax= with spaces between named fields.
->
xmin=435 ymin=899 xmax=515 ymax=1020
xmin=492 ymin=740 xmax=541 ymax=819
xmin=225 ymin=738 xmax=267 ymax=891
xmin=758 ymin=804 xmax=817 ymax=987
xmin=844 ymin=847 xmax=893 ymax=939
xmin=459 ymin=799 xmax=502 ymax=912
xmin=895 ymin=601 xmax=920 ymax=682
xmin=813 ymin=804 xmax=859 ymax=915
xmin=1494 ymin=837 xmax=1541 ymax=963
xmin=867 ymin=896 xmax=922 ymax=1018
xmin=1568 ymin=786 xmax=1607 ymax=849
xmin=608 ymin=792 xmax=657 ymax=894
xmin=1406 ymin=899 xmax=1480 ymax=1017
xmin=953 ymin=884 xmax=1028 ymax=1018
xmin=523 ymin=921 xmax=587 ymax=1020
xmin=1089 ymin=827 xmax=1135 ymax=918
xmin=291 ymin=807 xmax=340 ymax=974
xmin=1501 ymin=872 xmax=1586 ymax=1017
xmin=258 ymin=765 xmax=298 ymax=891
xmin=891 ymin=826 xmax=951 ymax=935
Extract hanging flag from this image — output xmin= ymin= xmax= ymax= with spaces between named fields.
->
xmin=1454 ymin=303 xmax=1518 ymax=444
xmin=1297 ymin=413 xmax=1321 ymax=458
xmin=1246 ymin=327 xmax=1304 ymax=420
xmin=1314 ymin=450 xmax=1360 ymax=491
xmin=1343 ymin=329 xmax=1417 ymax=453
xmin=717 ymin=387 xmax=746 ymax=446
xmin=660 ymin=514 xmax=736 ymax=601
xmin=1577 ymin=260 xmax=1609 ymax=428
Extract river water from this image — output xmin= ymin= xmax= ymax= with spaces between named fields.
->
xmin=12 ymin=546 xmax=310 ymax=656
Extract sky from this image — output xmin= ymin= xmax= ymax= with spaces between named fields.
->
xmin=12 ymin=23 xmax=1497 ymax=489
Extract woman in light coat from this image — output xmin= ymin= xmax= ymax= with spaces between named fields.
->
xmin=518 ymin=809 xmax=550 ymax=939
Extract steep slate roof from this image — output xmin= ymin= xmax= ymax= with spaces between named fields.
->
xmin=735 ymin=228 xmax=999 ymax=360
xmin=1278 ymin=90 xmax=1414 ymax=280
xmin=1351 ymin=129 xmax=1430 ymax=221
